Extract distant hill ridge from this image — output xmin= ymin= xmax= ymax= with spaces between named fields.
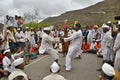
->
xmin=42 ymin=0 xmax=120 ymax=26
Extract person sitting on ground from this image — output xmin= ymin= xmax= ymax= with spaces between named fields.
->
xmin=99 ymin=63 xmax=120 ymax=80
xmin=82 ymin=40 xmax=90 ymax=53
xmin=88 ymin=39 xmax=96 ymax=54
xmin=42 ymin=62 xmax=67 ymax=80
xmin=96 ymin=40 xmax=103 ymax=57
xmin=14 ymin=47 xmax=30 ymax=65
xmin=2 ymin=49 xmax=24 ymax=77
xmin=24 ymin=45 xmax=37 ymax=60
xmin=8 ymin=58 xmax=30 ymax=80
xmin=88 ymin=39 xmax=102 ymax=54
xmin=2 ymin=49 xmax=16 ymax=77
xmin=94 ymin=40 xmax=102 ymax=52
xmin=14 ymin=47 xmax=24 ymax=59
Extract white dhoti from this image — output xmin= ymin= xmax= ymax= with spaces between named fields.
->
xmin=102 ymin=48 xmax=111 ymax=61
xmin=46 ymin=48 xmax=59 ymax=60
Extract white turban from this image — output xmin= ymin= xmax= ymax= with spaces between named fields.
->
xmin=3 ymin=49 xmax=10 ymax=55
xmin=102 ymin=63 xmax=115 ymax=76
xmin=96 ymin=39 xmax=101 ymax=42
xmin=107 ymin=21 xmax=111 ymax=24
xmin=44 ymin=27 xmax=51 ymax=31
xmin=50 ymin=62 xmax=60 ymax=73
xmin=17 ymin=28 xmax=20 ymax=31
xmin=102 ymin=24 xmax=110 ymax=29
xmin=12 ymin=58 xmax=24 ymax=67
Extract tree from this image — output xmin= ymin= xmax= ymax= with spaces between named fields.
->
xmin=23 ymin=8 xmax=40 ymax=23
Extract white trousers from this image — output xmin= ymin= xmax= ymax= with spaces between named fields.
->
xmin=65 ymin=47 xmax=79 ymax=71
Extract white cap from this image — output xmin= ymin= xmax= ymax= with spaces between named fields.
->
xmin=44 ymin=27 xmax=51 ymax=31
xmin=12 ymin=58 xmax=24 ymax=67
xmin=17 ymin=28 xmax=20 ymax=31
xmin=107 ymin=21 xmax=111 ymax=24
xmin=102 ymin=24 xmax=110 ymax=29
xmin=3 ymin=49 xmax=10 ymax=54
xmin=6 ymin=30 xmax=10 ymax=33
xmin=96 ymin=39 xmax=101 ymax=42
xmin=19 ymin=39 xmax=25 ymax=42
xmin=50 ymin=62 xmax=60 ymax=73
xmin=102 ymin=63 xmax=115 ymax=76
xmin=118 ymin=21 xmax=120 ymax=25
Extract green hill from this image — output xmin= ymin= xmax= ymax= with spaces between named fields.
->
xmin=41 ymin=0 xmax=120 ymax=26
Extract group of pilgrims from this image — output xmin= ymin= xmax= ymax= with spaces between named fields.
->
xmin=0 ymin=15 xmax=120 ymax=80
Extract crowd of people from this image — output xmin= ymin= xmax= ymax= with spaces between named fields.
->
xmin=0 ymin=15 xmax=120 ymax=80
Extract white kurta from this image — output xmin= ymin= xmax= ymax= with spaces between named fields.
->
xmin=101 ymin=31 xmax=113 ymax=61
xmin=39 ymin=32 xmax=60 ymax=60
xmin=42 ymin=74 xmax=67 ymax=80
xmin=113 ymin=33 xmax=120 ymax=71
xmin=30 ymin=31 xmax=36 ymax=47
xmin=15 ymin=32 xmax=22 ymax=42
xmin=25 ymin=31 xmax=31 ymax=41
xmin=87 ymin=29 xmax=94 ymax=44
xmin=8 ymin=69 xmax=28 ymax=80
xmin=64 ymin=30 xmax=83 ymax=71
xmin=37 ymin=31 xmax=42 ymax=38
xmin=2 ymin=55 xmax=15 ymax=73
xmin=90 ymin=42 xmax=96 ymax=49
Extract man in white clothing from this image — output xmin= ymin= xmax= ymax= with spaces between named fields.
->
xmin=39 ymin=27 xmax=60 ymax=63
xmin=113 ymin=21 xmax=120 ymax=72
xmin=8 ymin=58 xmax=29 ymax=80
xmin=63 ymin=23 xmax=83 ymax=71
xmin=15 ymin=28 xmax=22 ymax=42
xmin=42 ymin=62 xmax=67 ymax=80
xmin=2 ymin=49 xmax=16 ymax=76
xmin=2 ymin=49 xmax=25 ymax=77
xmin=101 ymin=24 xmax=113 ymax=63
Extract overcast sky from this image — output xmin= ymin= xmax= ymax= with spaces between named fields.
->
xmin=0 ymin=0 xmax=103 ymax=20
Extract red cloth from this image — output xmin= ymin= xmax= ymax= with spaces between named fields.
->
xmin=31 ymin=48 xmax=35 ymax=53
xmin=0 ymin=53 xmax=4 ymax=63
xmin=63 ymin=24 xmax=68 ymax=29
xmin=18 ymin=19 xmax=23 ymax=25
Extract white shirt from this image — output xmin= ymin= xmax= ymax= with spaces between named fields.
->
xmin=64 ymin=30 xmax=83 ymax=49
xmin=39 ymin=32 xmax=60 ymax=54
xmin=113 ymin=33 xmax=120 ymax=59
xmin=42 ymin=73 xmax=67 ymax=80
xmin=90 ymin=42 xmax=96 ymax=49
xmin=21 ymin=32 xmax=28 ymax=41
xmin=25 ymin=31 xmax=30 ymax=41
xmin=15 ymin=32 xmax=22 ymax=42
xmin=2 ymin=55 xmax=15 ymax=72
xmin=37 ymin=31 xmax=42 ymax=38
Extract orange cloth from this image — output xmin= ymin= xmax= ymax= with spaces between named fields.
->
xmin=93 ymin=25 xmax=98 ymax=29
xmin=82 ymin=43 xmax=90 ymax=51
xmin=95 ymin=43 xmax=102 ymax=49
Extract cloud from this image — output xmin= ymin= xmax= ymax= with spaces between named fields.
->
xmin=0 ymin=0 xmax=103 ymax=19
